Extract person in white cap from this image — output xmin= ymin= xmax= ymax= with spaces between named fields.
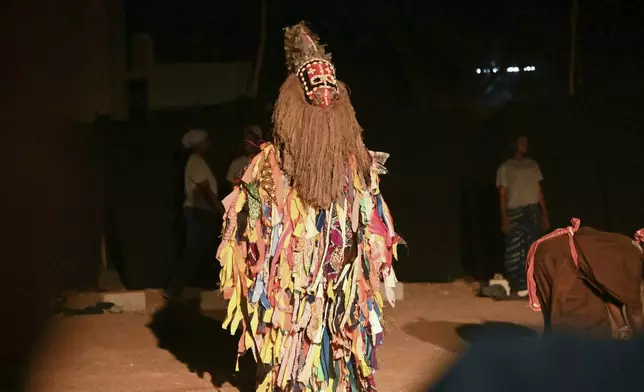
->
xmin=226 ymin=125 xmax=262 ymax=186
xmin=165 ymin=129 xmax=224 ymax=300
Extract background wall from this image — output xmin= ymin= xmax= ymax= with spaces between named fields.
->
xmin=97 ymin=97 xmax=644 ymax=288
xmin=147 ymin=62 xmax=253 ymax=109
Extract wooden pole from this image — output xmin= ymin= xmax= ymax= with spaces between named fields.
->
xmin=569 ymin=0 xmax=578 ymax=96
xmin=250 ymin=0 xmax=267 ymax=98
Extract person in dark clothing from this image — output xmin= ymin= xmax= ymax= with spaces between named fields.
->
xmin=226 ymin=125 xmax=262 ymax=186
xmin=165 ymin=129 xmax=224 ymax=300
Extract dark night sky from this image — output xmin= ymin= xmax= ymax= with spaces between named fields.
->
xmin=125 ymin=0 xmax=644 ymax=98
xmin=125 ymin=0 xmax=260 ymax=62
xmin=126 ymin=0 xmax=568 ymax=63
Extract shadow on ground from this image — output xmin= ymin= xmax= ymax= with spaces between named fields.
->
xmin=402 ymin=319 xmax=466 ymax=352
xmin=456 ymin=322 xmax=538 ymax=343
xmin=147 ymin=301 xmax=256 ymax=392
xmin=403 ymin=319 xmax=539 ymax=352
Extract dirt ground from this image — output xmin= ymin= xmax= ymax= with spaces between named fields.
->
xmin=26 ymin=283 xmax=542 ymax=392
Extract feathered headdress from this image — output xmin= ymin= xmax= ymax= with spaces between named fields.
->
xmin=283 ymin=22 xmax=332 ymax=74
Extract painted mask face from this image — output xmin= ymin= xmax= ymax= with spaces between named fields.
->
xmin=297 ymin=59 xmax=338 ymax=108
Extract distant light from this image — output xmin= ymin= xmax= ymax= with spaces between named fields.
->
xmin=477 ymin=65 xmax=535 ymax=74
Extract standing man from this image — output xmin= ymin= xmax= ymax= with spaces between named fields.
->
xmin=487 ymin=136 xmax=550 ymax=300
xmin=165 ymin=129 xmax=224 ymax=300
xmin=226 ymin=125 xmax=261 ymax=186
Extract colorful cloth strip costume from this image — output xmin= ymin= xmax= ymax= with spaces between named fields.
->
xmin=216 ymin=22 xmax=403 ymax=391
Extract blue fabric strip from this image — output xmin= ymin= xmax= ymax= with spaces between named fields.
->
xmin=316 ymin=210 xmax=326 ymax=232
xmin=269 ymin=223 xmax=281 ymax=257
xmin=348 ymin=358 xmax=359 ymax=392
xmin=250 ymin=275 xmax=263 ymax=303
xmin=321 ymin=327 xmax=330 ymax=380
xmin=374 ymin=302 xmax=381 ymax=318
xmin=259 ymin=292 xmax=271 ymax=310
xmin=376 ymin=194 xmax=384 ymax=219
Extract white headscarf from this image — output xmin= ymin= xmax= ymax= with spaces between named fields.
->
xmin=182 ymin=129 xmax=209 ymax=149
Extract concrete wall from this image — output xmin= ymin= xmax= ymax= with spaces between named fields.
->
xmin=146 ymin=62 xmax=253 ymax=110
xmin=4 ymin=0 xmax=127 ymax=123
xmin=85 ymin=0 xmax=128 ymax=121
xmin=2 ymin=0 xmax=108 ymax=377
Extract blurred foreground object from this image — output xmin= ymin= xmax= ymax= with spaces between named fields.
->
xmin=429 ymin=334 xmax=644 ymax=392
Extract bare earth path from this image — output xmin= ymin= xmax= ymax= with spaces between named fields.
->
xmin=27 ymin=283 xmax=542 ymax=392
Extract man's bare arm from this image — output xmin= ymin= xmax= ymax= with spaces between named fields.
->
xmin=499 ymin=186 xmax=508 ymax=220
xmin=538 ymin=184 xmax=549 ymax=218
xmin=499 ymin=186 xmax=510 ymax=233
xmin=538 ymin=184 xmax=551 ymax=231
xmin=196 ymin=181 xmax=225 ymax=216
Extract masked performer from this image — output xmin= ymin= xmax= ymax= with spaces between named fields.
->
xmin=216 ymin=22 xmax=403 ymax=391
xmin=527 ymin=219 xmax=643 ymax=339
